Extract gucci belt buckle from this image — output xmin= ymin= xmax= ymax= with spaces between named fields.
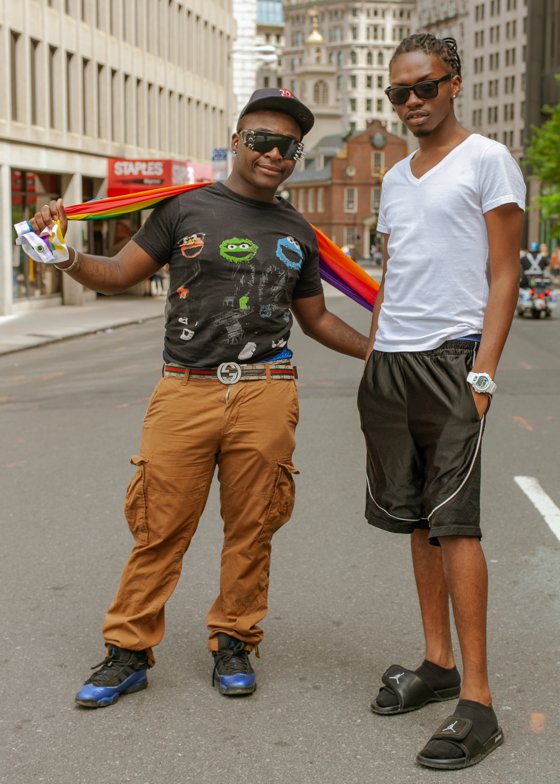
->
xmin=217 ymin=361 xmax=242 ymax=385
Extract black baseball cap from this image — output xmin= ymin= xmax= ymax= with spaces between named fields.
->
xmin=238 ymin=88 xmax=315 ymax=137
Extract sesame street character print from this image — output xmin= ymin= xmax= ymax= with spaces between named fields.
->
xmin=175 ymin=232 xmax=206 ymax=298
xmin=219 ymin=236 xmax=259 ymax=314
xmin=219 ymin=237 xmax=259 ymax=264
xmin=180 ymin=232 xmax=206 ymax=259
xmin=276 ymin=236 xmax=304 ymax=271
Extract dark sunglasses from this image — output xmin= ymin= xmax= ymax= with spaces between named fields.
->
xmin=238 ymin=129 xmax=305 ymax=161
xmin=384 ymin=73 xmax=452 ymax=106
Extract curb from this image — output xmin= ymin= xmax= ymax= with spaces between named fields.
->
xmin=0 ymin=312 xmax=164 ymax=357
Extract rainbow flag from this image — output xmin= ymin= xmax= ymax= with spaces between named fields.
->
xmin=66 ymin=183 xmax=379 ymax=310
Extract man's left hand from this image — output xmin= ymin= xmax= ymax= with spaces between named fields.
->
xmin=471 ymin=390 xmax=490 ymax=419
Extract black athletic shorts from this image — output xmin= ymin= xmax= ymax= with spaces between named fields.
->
xmin=357 ymin=340 xmax=486 ymax=545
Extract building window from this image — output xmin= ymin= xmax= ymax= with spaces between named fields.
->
xmin=48 ymin=46 xmax=58 ymax=129
xmin=317 ymin=187 xmax=324 ymax=213
xmin=97 ymin=64 xmax=105 ymax=138
xmin=313 ymin=80 xmax=328 ymax=105
xmin=371 ymin=187 xmax=381 ymax=211
xmin=345 ymin=187 xmax=357 ymax=212
xmin=30 ymin=39 xmax=40 ymax=126
xmin=344 ymin=227 xmax=357 ymax=247
xmin=10 ymin=31 xmax=21 ymax=121
xmin=307 ymin=189 xmax=315 ymax=212
xmin=372 ymin=151 xmax=385 ymax=171
xmin=66 ymin=52 xmax=77 ymax=132
xmin=82 ymin=57 xmax=92 ymax=136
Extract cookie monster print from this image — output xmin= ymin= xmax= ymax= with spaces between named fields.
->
xmin=276 ymin=236 xmax=304 ymax=270
xmin=219 ymin=237 xmax=258 ymax=263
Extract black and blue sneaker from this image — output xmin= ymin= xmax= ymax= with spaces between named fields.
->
xmin=75 ymin=646 xmax=148 ymax=708
xmin=212 ymin=633 xmax=256 ymax=696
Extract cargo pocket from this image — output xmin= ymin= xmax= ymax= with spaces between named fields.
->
xmin=124 ymin=455 xmax=149 ymax=545
xmin=261 ymin=462 xmax=299 ymax=541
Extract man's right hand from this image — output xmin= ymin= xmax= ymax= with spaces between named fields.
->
xmin=29 ymin=198 xmax=68 ymax=237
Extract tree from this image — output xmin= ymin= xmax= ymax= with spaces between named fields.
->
xmin=524 ymin=79 xmax=560 ymax=238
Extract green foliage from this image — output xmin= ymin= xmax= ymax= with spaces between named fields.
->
xmin=524 ymin=77 xmax=560 ymax=236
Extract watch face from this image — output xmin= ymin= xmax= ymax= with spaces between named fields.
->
xmin=476 ymin=375 xmax=490 ymax=391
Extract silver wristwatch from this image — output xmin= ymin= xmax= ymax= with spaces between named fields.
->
xmin=467 ymin=371 xmax=496 ymax=395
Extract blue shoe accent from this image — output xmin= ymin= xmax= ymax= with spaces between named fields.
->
xmin=75 ymin=646 xmax=149 ymax=708
xmin=212 ymin=633 xmax=256 ymax=696
xmin=75 ymin=669 xmax=148 ymax=707
xmin=213 ymin=670 xmax=257 ymax=695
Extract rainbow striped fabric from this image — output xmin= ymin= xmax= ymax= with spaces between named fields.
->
xmin=65 ymin=182 xmax=379 ymax=310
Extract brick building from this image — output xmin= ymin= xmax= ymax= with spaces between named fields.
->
xmin=286 ymin=121 xmax=407 ymax=260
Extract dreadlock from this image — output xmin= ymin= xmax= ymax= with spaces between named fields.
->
xmin=390 ymin=34 xmax=462 ymax=78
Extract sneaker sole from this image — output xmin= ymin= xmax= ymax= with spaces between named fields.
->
xmin=75 ymin=680 xmax=147 ymax=708
xmin=213 ymin=677 xmax=256 ymax=697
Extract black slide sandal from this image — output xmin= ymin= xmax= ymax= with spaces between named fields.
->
xmin=416 ymin=715 xmax=504 ymax=770
xmin=371 ymin=664 xmax=461 ymax=716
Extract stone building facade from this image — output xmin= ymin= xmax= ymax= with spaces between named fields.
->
xmin=0 ymin=0 xmax=234 ymax=314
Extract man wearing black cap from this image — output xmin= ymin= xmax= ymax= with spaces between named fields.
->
xmin=29 ymin=88 xmax=368 ymax=707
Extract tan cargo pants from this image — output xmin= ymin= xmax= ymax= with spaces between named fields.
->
xmin=102 ymin=373 xmax=299 ymax=666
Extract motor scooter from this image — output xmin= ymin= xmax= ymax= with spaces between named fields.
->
xmin=517 ymin=274 xmax=557 ymax=319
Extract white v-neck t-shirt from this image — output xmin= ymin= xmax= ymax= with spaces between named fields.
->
xmin=375 ymin=133 xmax=526 ymax=352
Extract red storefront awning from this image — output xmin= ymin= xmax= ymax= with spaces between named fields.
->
xmin=107 ymin=159 xmax=213 ymax=197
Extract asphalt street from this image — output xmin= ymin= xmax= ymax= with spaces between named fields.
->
xmin=1 ymin=296 xmax=559 ymax=784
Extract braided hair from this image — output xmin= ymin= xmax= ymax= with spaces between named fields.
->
xmin=390 ymin=34 xmax=462 ymax=78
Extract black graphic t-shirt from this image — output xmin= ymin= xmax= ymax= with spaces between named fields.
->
xmin=133 ymin=182 xmax=323 ymax=367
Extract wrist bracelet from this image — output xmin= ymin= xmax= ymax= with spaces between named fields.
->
xmin=55 ymin=247 xmax=79 ymax=272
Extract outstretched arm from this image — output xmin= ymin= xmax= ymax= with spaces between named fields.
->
xmin=291 ymin=292 xmax=369 ymax=359
xmin=30 ymin=198 xmax=161 ymax=294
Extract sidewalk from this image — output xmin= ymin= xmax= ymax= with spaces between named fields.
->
xmin=0 ymin=294 xmax=166 ymax=356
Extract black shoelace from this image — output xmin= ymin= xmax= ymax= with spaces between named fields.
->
xmin=86 ymin=650 xmax=140 ymax=685
xmin=212 ymin=642 xmax=252 ymax=686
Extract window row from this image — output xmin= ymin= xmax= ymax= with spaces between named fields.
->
xmin=288 ymin=7 xmax=411 ymax=25
xmin=473 ymin=46 xmax=526 ymax=73
xmin=476 ymin=0 xmax=522 ymax=19
xmin=471 ymin=101 xmax=525 ymax=125
xmin=7 ymin=33 xmax=224 ymax=159
xmin=289 ymin=48 xmax=393 ymax=71
xmin=472 ymin=73 xmax=524 ymax=99
xmin=46 ymin=0 xmax=229 ymax=81
xmin=293 ymin=186 xmax=382 ymax=215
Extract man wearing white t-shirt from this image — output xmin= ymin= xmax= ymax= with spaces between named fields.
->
xmin=358 ymin=34 xmax=525 ymax=770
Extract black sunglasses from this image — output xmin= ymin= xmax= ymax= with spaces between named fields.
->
xmin=384 ymin=74 xmax=453 ymax=106
xmin=238 ymin=129 xmax=305 ymax=161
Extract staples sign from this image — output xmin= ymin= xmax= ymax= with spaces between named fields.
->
xmin=108 ymin=158 xmax=174 ymax=196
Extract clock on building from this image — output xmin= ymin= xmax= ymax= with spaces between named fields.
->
xmin=370 ymin=133 xmax=387 ymax=149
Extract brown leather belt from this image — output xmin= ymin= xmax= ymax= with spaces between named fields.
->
xmin=163 ymin=360 xmax=298 ymax=385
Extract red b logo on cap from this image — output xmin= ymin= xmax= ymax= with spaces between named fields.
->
xmin=280 ymin=89 xmax=294 ymax=98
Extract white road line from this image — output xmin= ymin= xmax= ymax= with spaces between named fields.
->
xmin=514 ymin=476 xmax=560 ymax=542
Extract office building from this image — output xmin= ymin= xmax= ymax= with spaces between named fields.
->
xmin=1 ymin=0 xmax=234 ymax=314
